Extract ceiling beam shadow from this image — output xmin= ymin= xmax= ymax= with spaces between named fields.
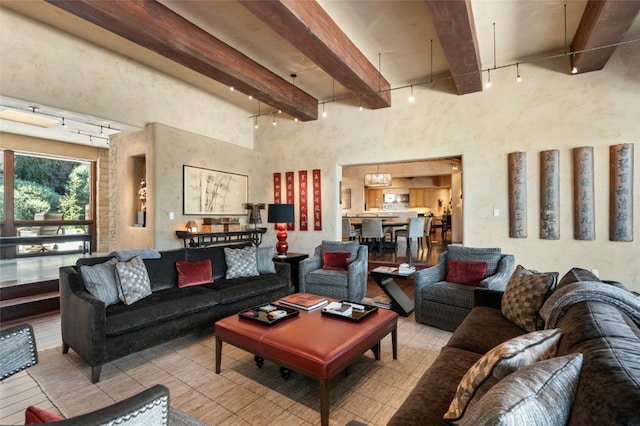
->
xmin=571 ymin=0 xmax=640 ymax=74
xmin=46 ymin=0 xmax=318 ymax=121
xmin=239 ymin=0 xmax=391 ymax=110
xmin=424 ymin=0 xmax=483 ymax=95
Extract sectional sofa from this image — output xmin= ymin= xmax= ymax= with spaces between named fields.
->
xmin=59 ymin=244 xmax=292 ymax=383
xmin=388 ymin=267 xmax=640 ymax=425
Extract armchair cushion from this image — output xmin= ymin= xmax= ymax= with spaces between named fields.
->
xmin=446 ymin=260 xmax=488 ymax=286
xmin=502 ymin=265 xmax=558 ymax=331
xmin=25 ymin=406 xmax=64 ymax=423
xmin=447 ymin=246 xmax=502 ymax=277
xmin=176 ymin=259 xmax=213 ymax=288
xmin=323 ymin=252 xmax=351 ymax=270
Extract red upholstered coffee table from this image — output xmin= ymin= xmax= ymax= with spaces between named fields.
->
xmin=215 ymin=299 xmax=398 ymax=426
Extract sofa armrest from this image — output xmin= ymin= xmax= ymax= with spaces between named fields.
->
xmin=473 ymin=288 xmax=504 ymax=309
xmin=59 ymin=266 xmax=107 ymax=366
xmin=479 ymin=254 xmax=515 ymax=290
xmin=346 ymin=245 xmax=369 ymax=302
xmin=298 ymin=255 xmax=322 ymax=293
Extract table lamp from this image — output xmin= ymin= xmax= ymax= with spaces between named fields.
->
xmin=267 ymin=203 xmax=294 ymax=257
xmin=186 ymin=220 xmax=197 ymax=233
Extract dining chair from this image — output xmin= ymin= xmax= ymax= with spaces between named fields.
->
xmin=423 ymin=216 xmax=433 ymax=250
xmin=342 ymin=217 xmax=361 ymax=241
xmin=395 ymin=217 xmax=425 ymax=253
xmin=360 ymin=218 xmax=385 ymax=254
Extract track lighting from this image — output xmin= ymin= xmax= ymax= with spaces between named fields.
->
xmin=485 ymin=69 xmax=492 ymax=89
xmin=229 ymin=86 xmax=234 ymax=91
xmin=516 ymin=63 xmax=522 ymax=83
xmin=254 ymin=116 xmax=258 ymax=129
xmin=408 ymin=85 xmax=415 ymax=103
xmin=272 ymin=113 xmax=277 ymax=126
xmin=322 ymin=103 xmax=327 ymax=118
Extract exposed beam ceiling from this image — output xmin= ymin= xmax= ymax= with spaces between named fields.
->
xmin=238 ymin=0 xmax=391 ymax=110
xmin=45 ymin=0 xmax=319 ymax=121
xmin=571 ymin=0 xmax=640 ymax=73
xmin=424 ymin=0 xmax=483 ymax=95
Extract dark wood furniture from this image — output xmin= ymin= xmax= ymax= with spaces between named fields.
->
xmin=215 ymin=297 xmax=398 ymax=426
xmin=272 ymin=252 xmax=308 ymax=292
xmin=175 ymin=228 xmax=266 ymax=248
xmin=370 ymin=269 xmax=416 ymax=317
xmin=0 ymin=234 xmax=92 ymax=254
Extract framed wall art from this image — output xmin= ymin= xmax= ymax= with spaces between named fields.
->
xmin=341 ymin=188 xmax=352 ymax=209
xmin=183 ymin=165 xmax=247 ymax=215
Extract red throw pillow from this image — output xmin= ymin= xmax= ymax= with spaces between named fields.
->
xmin=176 ymin=259 xmax=213 ymax=288
xmin=446 ymin=259 xmax=489 ymax=286
xmin=322 ymin=252 xmax=351 ymax=270
xmin=25 ymin=406 xmax=64 ymax=423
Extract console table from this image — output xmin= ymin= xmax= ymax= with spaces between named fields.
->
xmin=175 ymin=228 xmax=266 ymax=248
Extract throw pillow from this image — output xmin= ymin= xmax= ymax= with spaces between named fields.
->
xmin=114 ymin=256 xmax=152 ymax=305
xmin=79 ymin=257 xmax=120 ymax=307
xmin=176 ymin=259 xmax=212 ymax=288
xmin=256 ymin=246 xmax=276 ymax=274
xmin=446 ymin=246 xmax=502 ymax=276
xmin=446 ymin=259 xmax=488 ymax=286
xmin=224 ymin=246 xmax=259 ymax=279
xmin=323 ymin=252 xmax=351 ymax=270
xmin=502 ymin=265 xmax=558 ymax=331
xmin=321 ymin=240 xmax=359 ymax=261
xmin=443 ymin=328 xmax=562 ymax=423
xmin=557 ymin=267 xmax=600 ymax=290
xmin=25 ymin=406 xmax=65 ymax=423
xmin=459 ymin=354 xmax=583 ymax=426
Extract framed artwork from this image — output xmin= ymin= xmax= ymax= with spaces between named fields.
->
xmin=183 ymin=165 xmax=247 ymax=215
xmin=341 ymin=189 xmax=352 ymax=209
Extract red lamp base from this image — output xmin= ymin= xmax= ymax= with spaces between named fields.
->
xmin=275 ymin=222 xmax=289 ymax=257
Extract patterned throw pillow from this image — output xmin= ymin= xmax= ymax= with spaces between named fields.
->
xmin=79 ymin=257 xmax=120 ymax=307
xmin=502 ymin=265 xmax=558 ymax=331
xmin=256 ymin=246 xmax=276 ymax=274
xmin=224 ymin=246 xmax=259 ymax=279
xmin=443 ymin=328 xmax=562 ymax=423
xmin=459 ymin=354 xmax=583 ymax=426
xmin=115 ymin=256 xmax=152 ymax=305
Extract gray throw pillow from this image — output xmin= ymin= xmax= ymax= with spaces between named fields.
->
xmin=224 ymin=246 xmax=259 ymax=279
xmin=459 ymin=354 xmax=583 ymax=426
xmin=502 ymin=265 xmax=558 ymax=331
xmin=79 ymin=257 xmax=120 ymax=307
xmin=115 ymin=256 xmax=152 ymax=305
xmin=256 ymin=246 xmax=276 ymax=274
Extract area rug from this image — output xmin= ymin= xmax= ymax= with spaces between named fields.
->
xmin=26 ymin=316 xmax=450 ymax=425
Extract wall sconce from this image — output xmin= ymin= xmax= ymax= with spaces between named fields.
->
xmin=186 ymin=220 xmax=198 ymax=233
xmin=267 ymin=203 xmax=294 ymax=257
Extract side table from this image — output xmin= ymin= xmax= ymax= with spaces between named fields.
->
xmin=273 ymin=252 xmax=308 ymax=292
xmin=370 ymin=270 xmax=416 ymax=317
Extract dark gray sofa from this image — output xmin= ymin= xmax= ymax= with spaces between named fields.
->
xmin=59 ymin=244 xmax=292 ymax=383
xmin=388 ymin=276 xmax=640 ymax=425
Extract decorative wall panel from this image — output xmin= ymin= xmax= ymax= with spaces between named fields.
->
xmin=508 ymin=152 xmax=527 ymax=238
xmin=285 ymin=171 xmax=295 ymax=230
xmin=610 ymin=143 xmax=634 ymax=241
xmin=299 ymin=171 xmax=308 ymax=230
xmin=540 ymin=150 xmax=560 ymax=240
xmin=573 ymin=147 xmax=595 ymax=240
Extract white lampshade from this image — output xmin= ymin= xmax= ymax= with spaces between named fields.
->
xmin=364 ymin=173 xmax=392 ymax=187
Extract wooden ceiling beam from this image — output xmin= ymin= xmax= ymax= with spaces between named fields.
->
xmin=238 ymin=0 xmax=391 ymax=110
xmin=571 ymin=0 xmax=640 ymax=74
xmin=45 ymin=0 xmax=318 ymax=121
xmin=424 ymin=0 xmax=483 ymax=95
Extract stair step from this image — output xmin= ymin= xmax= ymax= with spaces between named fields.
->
xmin=0 ymin=279 xmax=58 ymax=301
xmin=0 ymin=292 xmax=60 ymax=322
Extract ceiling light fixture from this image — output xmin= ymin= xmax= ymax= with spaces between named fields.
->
xmin=408 ymin=85 xmax=415 ymax=103
xmin=272 ymin=112 xmax=277 ymax=126
xmin=516 ymin=62 xmax=522 ymax=83
xmin=364 ymin=165 xmax=392 ymax=187
xmin=322 ymin=102 xmax=327 ymax=118
xmin=485 ymin=69 xmax=492 ymax=89
xmin=229 ymin=86 xmax=234 ymax=91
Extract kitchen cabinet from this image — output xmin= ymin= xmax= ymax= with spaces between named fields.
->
xmin=366 ymin=189 xmax=384 ymax=209
xmin=409 ymin=188 xmax=432 ymax=208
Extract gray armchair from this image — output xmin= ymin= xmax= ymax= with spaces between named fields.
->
xmin=414 ymin=246 xmax=515 ymax=331
xmin=299 ymin=240 xmax=368 ymax=302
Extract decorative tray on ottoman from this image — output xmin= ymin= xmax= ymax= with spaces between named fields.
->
xmin=238 ymin=303 xmax=300 ymax=326
xmin=321 ymin=302 xmax=378 ymax=322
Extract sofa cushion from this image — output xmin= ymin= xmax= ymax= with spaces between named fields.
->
xmin=176 ymin=259 xmax=212 ymax=288
xmin=256 ymin=246 xmax=276 ymax=274
xmin=224 ymin=246 xmax=259 ymax=279
xmin=105 ymin=286 xmax=219 ymax=336
xmin=444 ymin=328 xmax=562 ymax=422
xmin=446 ymin=306 xmax=526 ymax=355
xmin=447 ymin=246 xmax=502 ymax=277
xmin=459 ymin=354 xmax=583 ymax=426
xmin=446 ymin=260 xmax=488 ymax=286
xmin=186 ymin=246 xmax=228 ymax=280
xmin=202 ymin=273 xmax=288 ymax=304
xmin=421 ymin=281 xmax=476 ymax=309
xmin=502 ymin=265 xmax=558 ymax=331
xmin=115 ymin=256 xmax=152 ymax=305
xmin=144 ymin=249 xmax=186 ymax=291
xmin=79 ymin=257 xmax=120 ymax=307
xmin=321 ymin=240 xmax=359 ymax=261
xmin=322 ymin=252 xmax=351 ymax=270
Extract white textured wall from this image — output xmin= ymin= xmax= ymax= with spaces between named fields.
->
xmin=255 ymin=47 xmax=640 ymax=290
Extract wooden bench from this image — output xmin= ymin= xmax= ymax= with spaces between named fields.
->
xmin=0 ymin=234 xmax=92 ymax=254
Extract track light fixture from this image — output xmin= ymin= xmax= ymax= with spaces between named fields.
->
xmin=516 ymin=63 xmax=522 ymax=83
xmin=272 ymin=112 xmax=277 ymax=126
xmin=408 ymin=85 xmax=415 ymax=103
xmin=485 ymin=69 xmax=492 ymax=89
